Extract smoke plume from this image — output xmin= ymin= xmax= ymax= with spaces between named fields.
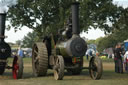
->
xmin=0 ymin=0 xmax=18 ymax=13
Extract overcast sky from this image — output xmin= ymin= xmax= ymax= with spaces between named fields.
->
xmin=4 ymin=0 xmax=128 ymax=43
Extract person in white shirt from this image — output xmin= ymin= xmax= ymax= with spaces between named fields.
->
xmin=123 ymin=50 xmax=128 ymax=72
xmin=17 ymin=47 xmax=24 ymax=58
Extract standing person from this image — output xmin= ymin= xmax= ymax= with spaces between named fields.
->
xmin=115 ymin=43 xmax=123 ymax=73
xmin=113 ymin=45 xmax=118 ymax=73
xmin=123 ymin=49 xmax=128 ymax=72
xmin=17 ymin=47 xmax=24 ymax=58
xmin=86 ymin=53 xmax=89 ymax=60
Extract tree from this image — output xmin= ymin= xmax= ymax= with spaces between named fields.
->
xmin=112 ymin=7 xmax=128 ymax=31
xmin=80 ymin=0 xmax=124 ymax=33
xmin=97 ymin=36 xmax=116 ymax=52
xmin=15 ymin=40 xmax=22 ymax=46
xmin=95 ymin=37 xmax=104 ymax=45
xmin=97 ymin=27 xmax=128 ymax=52
xmin=21 ymin=32 xmax=39 ymax=48
xmin=88 ymin=6 xmax=128 ymax=52
xmin=87 ymin=39 xmax=95 ymax=44
xmin=7 ymin=0 xmax=124 ymax=37
xmin=7 ymin=0 xmax=72 ymax=37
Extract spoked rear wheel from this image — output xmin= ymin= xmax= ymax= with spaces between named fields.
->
xmin=32 ymin=42 xmax=48 ymax=76
xmin=12 ymin=56 xmax=23 ymax=79
xmin=54 ymin=55 xmax=64 ymax=80
xmin=89 ymin=57 xmax=103 ymax=80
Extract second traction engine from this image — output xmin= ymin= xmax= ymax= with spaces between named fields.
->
xmin=32 ymin=2 xmax=103 ymax=80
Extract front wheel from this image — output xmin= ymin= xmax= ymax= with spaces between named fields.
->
xmin=54 ymin=55 xmax=64 ymax=80
xmin=89 ymin=57 xmax=103 ymax=80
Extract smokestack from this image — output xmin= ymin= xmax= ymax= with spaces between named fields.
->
xmin=0 ymin=13 xmax=6 ymax=41
xmin=72 ymin=2 xmax=80 ymax=35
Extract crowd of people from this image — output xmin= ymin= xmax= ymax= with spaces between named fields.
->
xmin=12 ymin=47 xmax=32 ymax=58
xmin=114 ymin=43 xmax=128 ymax=73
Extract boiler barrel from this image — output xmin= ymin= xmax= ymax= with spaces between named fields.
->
xmin=56 ymin=37 xmax=87 ymax=58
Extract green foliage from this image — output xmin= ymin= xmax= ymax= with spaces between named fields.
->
xmin=7 ymin=0 xmax=72 ymax=37
xmin=15 ymin=40 xmax=22 ymax=46
xmin=87 ymin=37 xmax=103 ymax=45
xmin=96 ymin=8 xmax=128 ymax=52
xmin=97 ymin=28 xmax=128 ymax=52
xmin=21 ymin=32 xmax=39 ymax=48
xmin=80 ymin=0 xmax=123 ymax=33
xmin=87 ymin=39 xmax=95 ymax=44
xmin=112 ymin=8 xmax=128 ymax=30
xmin=95 ymin=37 xmax=104 ymax=45
xmin=97 ymin=35 xmax=116 ymax=52
xmin=7 ymin=0 xmax=123 ymax=37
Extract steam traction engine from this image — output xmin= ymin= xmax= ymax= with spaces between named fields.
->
xmin=0 ymin=13 xmax=23 ymax=79
xmin=32 ymin=2 xmax=103 ymax=80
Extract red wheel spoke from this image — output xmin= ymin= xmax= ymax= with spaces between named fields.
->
xmin=12 ymin=56 xmax=19 ymax=79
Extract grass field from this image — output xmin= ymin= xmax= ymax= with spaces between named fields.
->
xmin=0 ymin=58 xmax=128 ymax=85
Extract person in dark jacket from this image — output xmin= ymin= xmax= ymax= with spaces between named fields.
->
xmin=114 ymin=45 xmax=118 ymax=73
xmin=114 ymin=43 xmax=123 ymax=73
